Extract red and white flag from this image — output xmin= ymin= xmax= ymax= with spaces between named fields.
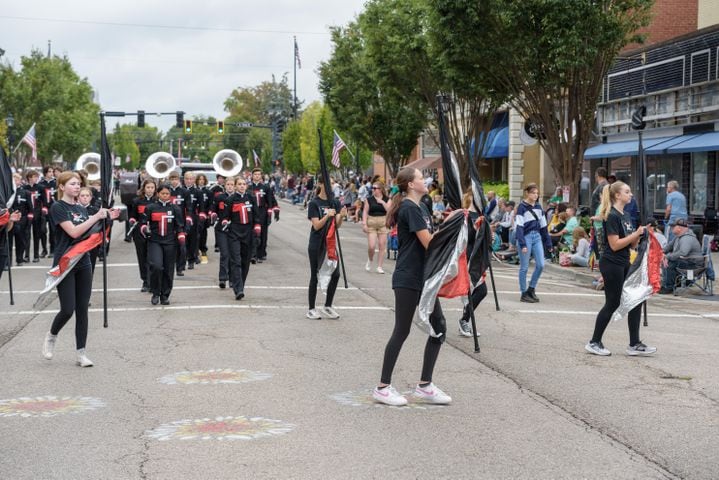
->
xmin=21 ymin=123 xmax=37 ymax=160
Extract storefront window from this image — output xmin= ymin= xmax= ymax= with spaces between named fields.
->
xmin=646 ymin=154 xmax=683 ymax=213
xmin=691 ymin=152 xmax=708 ymax=215
xmin=610 ymin=156 xmax=634 ymax=190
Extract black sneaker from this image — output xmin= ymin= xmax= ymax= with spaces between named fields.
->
xmin=219 ymin=281 xmax=226 ymax=289
xmin=40 ymin=251 xmax=48 ymax=258
xmin=32 ymin=258 xmax=40 ymax=263
xmin=526 ymin=287 xmax=539 ymax=302
xmin=160 ymin=296 xmax=170 ymax=305
xmin=141 ymin=284 xmax=149 ymax=293
xmin=176 ymin=271 xmax=184 ymax=277
xmin=520 ymin=292 xmax=537 ymax=303
xmin=251 ymin=258 xmax=257 ymax=264
xmin=235 ymin=291 xmax=245 ymax=300
xmin=187 ymin=263 xmax=194 ymax=270
xmin=151 ymin=295 xmax=160 ymax=305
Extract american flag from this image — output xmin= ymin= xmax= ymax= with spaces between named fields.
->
xmin=253 ymin=150 xmax=261 ymax=167
xmin=294 ymin=37 xmax=301 ymax=69
xmin=331 ymin=131 xmax=347 ymax=168
xmin=21 ymin=123 xmax=37 ymax=160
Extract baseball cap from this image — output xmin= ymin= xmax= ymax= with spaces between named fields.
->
xmin=674 ymin=218 xmax=689 ymax=227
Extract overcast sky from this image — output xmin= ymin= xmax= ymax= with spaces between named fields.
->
xmin=0 ymin=1 xmax=366 ymax=132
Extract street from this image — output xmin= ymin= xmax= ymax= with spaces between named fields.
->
xmin=1 ymin=200 xmax=717 ymax=480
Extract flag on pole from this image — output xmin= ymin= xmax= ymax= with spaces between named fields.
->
xmin=253 ymin=150 xmax=261 ymax=168
xmin=21 ymin=123 xmax=37 ymax=160
xmin=100 ymin=118 xmax=114 ymax=208
xmin=294 ymin=37 xmax=301 ymax=69
xmin=331 ymin=131 xmax=347 ymax=168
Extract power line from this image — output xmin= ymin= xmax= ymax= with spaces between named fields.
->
xmin=0 ymin=15 xmax=329 ymax=35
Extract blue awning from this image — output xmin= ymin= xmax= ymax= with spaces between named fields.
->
xmin=584 ymin=136 xmax=677 ymax=159
xmin=666 ymin=132 xmax=719 ymax=153
xmin=483 ymin=126 xmax=508 ymax=158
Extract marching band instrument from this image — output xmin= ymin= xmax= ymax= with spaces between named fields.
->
xmin=75 ymin=153 xmax=102 ymax=181
xmin=212 ymin=149 xmax=243 ymax=177
xmin=145 ymin=152 xmax=177 ymax=179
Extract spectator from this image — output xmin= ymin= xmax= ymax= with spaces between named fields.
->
xmin=647 ymin=218 xmax=667 ymax=250
xmin=549 ymin=212 xmax=568 ymax=248
xmin=590 ymin=167 xmax=609 ymax=257
xmin=515 ymin=183 xmax=552 ymax=303
xmin=484 ymin=191 xmax=498 ymax=219
xmin=659 ymin=218 xmax=703 ymax=294
xmin=664 ymin=180 xmax=688 ymax=243
xmin=498 ymin=200 xmax=515 ymax=244
xmin=431 ymin=194 xmax=445 ymax=224
xmin=548 ymin=187 xmax=563 ymax=207
xmin=362 ymin=181 xmax=391 ymax=274
xmin=570 ymin=227 xmax=591 ymax=267
xmin=561 ymin=206 xmax=579 ymax=245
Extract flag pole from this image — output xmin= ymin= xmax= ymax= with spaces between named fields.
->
xmin=293 ymin=37 xmax=298 ymax=119
xmin=100 ymin=112 xmax=109 ymax=328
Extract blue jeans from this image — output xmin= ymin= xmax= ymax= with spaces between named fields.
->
xmin=518 ymin=231 xmax=545 ymax=292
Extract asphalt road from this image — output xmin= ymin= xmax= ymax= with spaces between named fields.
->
xmin=0 ymin=199 xmax=717 ymax=480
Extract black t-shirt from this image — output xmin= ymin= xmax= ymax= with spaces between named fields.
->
xmin=392 ymin=200 xmax=433 ymax=291
xmin=602 ymin=206 xmax=635 ymax=266
xmin=307 ymin=196 xmax=341 ymax=250
xmin=367 ymin=195 xmax=388 ymax=216
xmin=50 ymin=200 xmax=92 ymax=269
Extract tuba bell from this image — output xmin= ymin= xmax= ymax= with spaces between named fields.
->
xmin=75 ymin=152 xmax=102 ymax=181
xmin=212 ymin=149 xmax=243 ymax=177
xmin=145 ymin=152 xmax=177 ymax=179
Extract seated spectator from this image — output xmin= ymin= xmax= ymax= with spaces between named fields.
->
xmin=549 ymin=212 xmax=568 ymax=247
xmin=562 ymin=207 xmax=579 ymax=245
xmin=498 ymin=200 xmax=515 ymax=244
xmin=570 ymin=227 xmax=591 ymax=267
xmin=548 ymin=187 xmax=563 ymax=209
xmin=432 ymin=194 xmax=446 ymax=224
xmin=659 ymin=218 xmax=703 ymax=293
xmin=646 ymin=218 xmax=667 ymax=250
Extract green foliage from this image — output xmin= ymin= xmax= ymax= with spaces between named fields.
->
xmin=0 ymin=50 xmax=100 ymax=165
xmin=484 ymin=182 xmax=509 ymax=201
xmin=109 ymin=124 xmax=162 ymax=168
xmin=282 ymin=120 xmax=303 ymax=173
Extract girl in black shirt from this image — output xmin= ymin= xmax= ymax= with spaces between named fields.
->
xmin=42 ymin=172 xmax=118 ymax=367
xmin=306 ymin=178 xmax=346 ymax=320
xmin=585 ymin=181 xmax=655 ymax=357
xmin=372 ymin=168 xmax=454 ymax=407
xmin=362 ymin=181 xmax=391 ymax=274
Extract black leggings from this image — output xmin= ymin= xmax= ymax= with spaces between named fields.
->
xmin=50 ymin=264 xmax=93 ymax=350
xmin=380 ymin=288 xmax=444 ymax=385
xmin=591 ymin=260 xmax=641 ymax=346
xmin=307 ymin=245 xmax=340 ymax=309
xmin=460 ymin=283 xmax=488 ymax=323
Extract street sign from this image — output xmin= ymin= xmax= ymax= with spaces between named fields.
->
xmin=631 ymin=106 xmax=647 ymax=130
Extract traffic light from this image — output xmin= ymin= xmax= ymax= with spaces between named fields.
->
xmin=217 ymin=121 xmax=224 ymax=135
xmin=184 ymin=120 xmax=192 ymax=134
xmin=137 ymin=110 xmax=145 ymax=128
xmin=176 ymin=111 xmax=184 ymax=129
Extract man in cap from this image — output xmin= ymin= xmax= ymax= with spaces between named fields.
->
xmin=659 ymin=218 xmax=703 ymax=294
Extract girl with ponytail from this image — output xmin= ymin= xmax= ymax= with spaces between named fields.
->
xmin=585 ymin=181 xmax=655 ymax=357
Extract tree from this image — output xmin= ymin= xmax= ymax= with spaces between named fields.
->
xmin=109 ymin=124 xmax=141 ymax=169
xmin=281 ymin=120 xmax=303 ymax=173
xmin=319 ymin=22 xmax=426 ymax=177
xmin=0 ymin=50 xmax=99 ymax=165
xmin=433 ymin=0 xmax=653 ymax=202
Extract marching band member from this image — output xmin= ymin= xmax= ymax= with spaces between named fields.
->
xmin=209 ymin=174 xmax=225 ymax=253
xmin=41 ymin=171 xmax=119 ymax=367
xmin=195 ymin=173 xmax=211 ymax=264
xmin=39 ymin=166 xmax=57 ymax=256
xmin=142 ymin=183 xmax=185 ymax=306
xmin=168 ymin=171 xmax=189 ymax=276
xmin=128 ymin=179 xmax=156 ymax=292
xmin=0 ymin=203 xmax=21 ymax=281
xmin=222 ymin=177 xmax=260 ymax=300
xmin=305 ymin=177 xmax=346 ymax=320
xmin=23 ymin=170 xmax=48 ymax=262
xmin=249 ymin=167 xmax=278 ymax=263
xmin=183 ymin=171 xmax=202 ymax=270
xmin=211 ymin=176 xmax=234 ymax=289
xmin=10 ymin=173 xmax=31 ymax=265
xmin=77 ymin=187 xmax=100 ymax=272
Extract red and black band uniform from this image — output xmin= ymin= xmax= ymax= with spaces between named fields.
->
xmin=142 ymin=200 xmax=185 ymax=300
xmin=169 ymin=185 xmax=190 ymax=274
xmin=211 ymin=192 xmax=230 ymax=283
xmin=9 ymin=187 xmax=32 ymax=264
xmin=39 ymin=177 xmax=57 ymax=254
xmin=249 ymin=181 xmax=279 ymax=261
xmin=184 ymin=186 xmax=207 ymax=266
xmin=198 ymin=186 xmax=211 ymax=256
xmin=23 ymin=183 xmax=49 ymax=260
xmin=129 ymin=195 xmax=154 ymax=288
xmin=209 ymin=184 xmax=224 ymax=252
xmin=221 ymin=192 xmax=260 ymax=297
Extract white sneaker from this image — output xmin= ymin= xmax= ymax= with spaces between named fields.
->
xmin=626 ymin=341 xmax=657 ymax=356
xmin=321 ymin=306 xmax=340 ymax=319
xmin=414 ymin=383 xmax=452 ymax=405
xmin=365 ymin=260 xmax=371 ymax=271
xmin=306 ymin=309 xmax=321 ymax=320
xmin=585 ymin=341 xmax=611 ymax=356
xmin=376 ymin=266 xmax=385 ymax=274
xmin=76 ymin=349 xmax=94 ymax=367
xmin=458 ymin=320 xmax=479 ymax=337
xmin=372 ymin=385 xmax=408 ymax=406
xmin=42 ymin=332 xmax=57 ymax=360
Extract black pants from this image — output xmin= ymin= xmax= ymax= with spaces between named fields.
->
xmin=215 ymin=228 xmax=230 ymax=282
xmin=149 ymin=242 xmax=176 ymax=298
xmin=132 ymin=232 xmax=149 ymax=285
xmin=591 ymin=260 xmax=641 ymax=346
xmin=460 ymin=283 xmax=488 ymax=323
xmin=254 ymin=213 xmax=269 ymax=259
xmin=0 ymin=251 xmax=6 ymax=281
xmin=31 ymin=214 xmax=47 ymax=258
xmin=50 ymin=264 xmax=93 ymax=350
xmin=9 ymin=220 xmax=26 ymax=263
xmin=228 ymin=231 xmax=252 ymax=295
xmin=380 ymin=288 xmax=444 ymax=385
xmin=198 ymin=222 xmax=208 ymax=255
xmin=186 ymin=219 xmax=199 ymax=265
xmin=307 ymin=244 xmax=339 ymax=310
xmin=47 ymin=216 xmax=56 ymax=253
xmin=175 ymin=240 xmax=186 ymax=273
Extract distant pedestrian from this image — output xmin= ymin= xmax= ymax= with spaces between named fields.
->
xmin=515 ymin=183 xmax=552 ymax=303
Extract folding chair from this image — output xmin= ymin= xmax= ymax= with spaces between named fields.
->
xmin=673 ymin=235 xmax=714 ymax=296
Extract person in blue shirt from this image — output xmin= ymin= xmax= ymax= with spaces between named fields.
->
xmin=515 ymin=183 xmax=552 ymax=303
xmin=664 ymin=180 xmax=687 ymax=243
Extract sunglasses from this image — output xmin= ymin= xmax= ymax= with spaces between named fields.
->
xmin=372 ymin=186 xmax=381 ymax=190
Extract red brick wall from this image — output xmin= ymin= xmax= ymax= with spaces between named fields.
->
xmin=624 ymin=0 xmax=698 ymax=51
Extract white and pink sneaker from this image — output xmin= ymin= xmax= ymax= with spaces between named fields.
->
xmin=413 ymin=383 xmax=452 ymax=405
xmin=372 ymin=385 xmax=408 ymax=406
